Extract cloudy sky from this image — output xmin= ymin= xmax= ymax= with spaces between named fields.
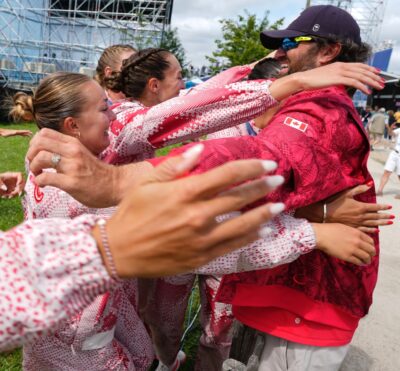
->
xmin=170 ymin=0 xmax=400 ymax=74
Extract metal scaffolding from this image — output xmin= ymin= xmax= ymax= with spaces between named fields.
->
xmin=309 ymin=0 xmax=389 ymax=50
xmin=0 ymin=0 xmax=174 ymax=90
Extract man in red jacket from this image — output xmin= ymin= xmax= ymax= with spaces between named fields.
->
xmin=153 ymin=5 xmax=381 ymax=370
xmin=220 ymin=5 xmax=380 ymax=370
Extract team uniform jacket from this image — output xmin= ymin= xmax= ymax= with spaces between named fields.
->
xmin=152 ymin=85 xmax=378 ymax=347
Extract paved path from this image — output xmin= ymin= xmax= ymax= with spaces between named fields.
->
xmin=340 ymin=154 xmax=400 ymax=371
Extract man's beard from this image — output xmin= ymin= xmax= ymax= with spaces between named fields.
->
xmin=287 ymin=46 xmax=319 ymax=74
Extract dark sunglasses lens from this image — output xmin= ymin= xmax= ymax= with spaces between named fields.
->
xmin=281 ymin=38 xmax=298 ymax=51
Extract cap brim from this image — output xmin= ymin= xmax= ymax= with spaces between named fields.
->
xmin=260 ymin=29 xmax=305 ymax=49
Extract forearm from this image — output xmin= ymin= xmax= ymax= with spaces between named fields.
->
xmin=295 ymin=201 xmax=324 ymax=223
xmin=194 ymin=213 xmax=316 ymax=275
xmin=107 ymin=80 xmax=278 ymax=163
xmin=0 ymin=215 xmax=113 ymax=352
xmin=268 ymin=73 xmax=303 ymax=102
xmin=149 ymin=80 xmax=278 ymax=147
xmin=188 ymin=65 xmax=252 ymax=93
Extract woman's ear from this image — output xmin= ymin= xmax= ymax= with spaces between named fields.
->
xmin=62 ymin=116 xmax=80 ymax=137
xmin=104 ymin=66 xmax=113 ymax=78
xmin=147 ymin=77 xmax=160 ymax=94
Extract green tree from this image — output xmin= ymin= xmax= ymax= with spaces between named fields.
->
xmin=160 ymin=27 xmax=187 ymax=70
xmin=207 ymin=11 xmax=284 ymax=74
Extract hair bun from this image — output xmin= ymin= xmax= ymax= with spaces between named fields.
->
xmin=9 ymin=92 xmax=35 ymax=122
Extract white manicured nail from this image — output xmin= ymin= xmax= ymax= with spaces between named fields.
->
xmin=0 ymin=184 xmax=7 ymax=191
xmin=264 ymin=175 xmax=285 ymax=188
xmin=269 ymin=202 xmax=285 ymax=215
xmin=261 ymin=160 xmax=278 ymax=172
xmin=182 ymin=143 xmax=204 ymax=159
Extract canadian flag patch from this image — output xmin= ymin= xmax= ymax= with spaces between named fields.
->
xmin=283 ymin=116 xmax=308 ymax=132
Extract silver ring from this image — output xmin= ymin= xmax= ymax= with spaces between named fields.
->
xmin=51 ymin=153 xmax=61 ymax=169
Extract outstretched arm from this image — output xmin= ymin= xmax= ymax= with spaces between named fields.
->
xmin=1 ymin=148 xmax=283 ymax=351
xmin=195 ymin=213 xmax=376 ymax=275
xmin=0 ymin=214 xmax=112 ymax=352
xmin=104 ymin=62 xmax=382 ymax=164
xmin=0 ymin=128 xmax=32 ymax=138
xmin=295 ymin=183 xmax=393 ymax=233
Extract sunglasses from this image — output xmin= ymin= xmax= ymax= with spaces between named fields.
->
xmin=281 ymin=36 xmax=315 ymax=52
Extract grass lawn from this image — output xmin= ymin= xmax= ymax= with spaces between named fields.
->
xmin=0 ymin=123 xmax=201 ymax=370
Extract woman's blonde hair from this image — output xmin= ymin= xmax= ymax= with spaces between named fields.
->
xmin=9 ymin=72 xmax=92 ymax=130
xmin=95 ymin=44 xmax=137 ymax=90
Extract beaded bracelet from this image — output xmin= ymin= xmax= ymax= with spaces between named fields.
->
xmin=97 ymin=218 xmax=119 ymax=280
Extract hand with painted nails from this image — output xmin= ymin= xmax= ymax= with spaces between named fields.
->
xmin=296 ymin=183 xmax=393 ymax=234
xmin=312 ymin=223 xmax=376 ymax=266
xmin=324 ymin=183 xmax=393 ymax=233
xmin=0 ymin=172 xmax=25 ymax=199
xmin=93 ymin=146 xmax=285 ymax=277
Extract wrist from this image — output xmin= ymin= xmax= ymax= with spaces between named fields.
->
xmin=311 ymin=223 xmax=328 ymax=252
xmin=269 ymin=74 xmax=302 ymax=102
xmin=110 ymin=165 xmax=126 ymax=205
xmin=91 ymin=223 xmax=116 ymax=278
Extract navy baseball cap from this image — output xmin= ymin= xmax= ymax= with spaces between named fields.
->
xmin=260 ymin=5 xmax=361 ymax=50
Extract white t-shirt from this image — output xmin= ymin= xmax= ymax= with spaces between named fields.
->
xmin=393 ymin=128 xmax=400 ymax=152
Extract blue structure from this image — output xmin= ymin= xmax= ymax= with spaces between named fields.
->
xmin=0 ymin=0 xmax=174 ymax=90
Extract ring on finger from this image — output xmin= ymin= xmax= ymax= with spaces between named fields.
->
xmin=51 ymin=153 xmax=61 ymax=169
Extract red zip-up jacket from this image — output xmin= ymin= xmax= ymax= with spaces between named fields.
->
xmin=150 ymin=85 xmax=378 ymax=346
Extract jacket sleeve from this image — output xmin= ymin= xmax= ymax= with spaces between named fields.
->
xmin=185 ymin=65 xmax=252 ymax=94
xmin=104 ymin=80 xmax=277 ymax=164
xmin=194 ymin=213 xmax=315 ymax=275
xmin=23 ymin=170 xmax=115 ymax=220
xmin=0 ymin=215 xmax=113 ymax=352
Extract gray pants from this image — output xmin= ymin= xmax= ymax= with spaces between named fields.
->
xmin=224 ymin=324 xmax=349 ymax=371
xmin=259 ymin=333 xmax=349 ymax=371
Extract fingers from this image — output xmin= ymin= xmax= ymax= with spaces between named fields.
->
xmin=27 ymin=129 xmax=74 ymax=162
xmin=200 ymin=175 xmax=284 ymax=217
xmin=329 ymin=63 xmax=383 ymax=94
xmin=178 ymin=159 xmax=278 ymax=200
xmin=359 ymin=231 xmax=375 ymax=253
xmin=0 ymin=178 xmax=7 ymax=194
xmin=346 ymin=184 xmax=370 ymax=197
xmin=361 ymin=202 xmax=392 ymax=212
xmin=361 ymin=212 xmax=394 ymax=222
xmin=346 ymin=256 xmax=366 ymax=266
xmin=0 ymin=172 xmax=25 ymax=197
xmin=358 ymin=226 xmax=379 ymax=234
xmin=352 ymin=244 xmax=374 ymax=265
xmin=146 ymin=144 xmax=204 ymax=183
xmin=345 ymin=229 xmax=375 ymax=266
xmin=204 ymin=202 xmax=285 ymax=247
xmin=34 ymin=171 xmax=71 ymax=189
xmin=29 ymin=150 xmax=56 ymax=175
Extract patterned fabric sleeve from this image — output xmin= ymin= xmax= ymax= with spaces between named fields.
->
xmin=103 ymin=79 xmax=277 ymax=164
xmin=185 ymin=65 xmax=252 ymax=94
xmin=0 ymin=214 xmax=113 ymax=352
xmin=194 ymin=213 xmax=316 ymax=275
xmin=23 ymin=169 xmax=115 ymax=220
